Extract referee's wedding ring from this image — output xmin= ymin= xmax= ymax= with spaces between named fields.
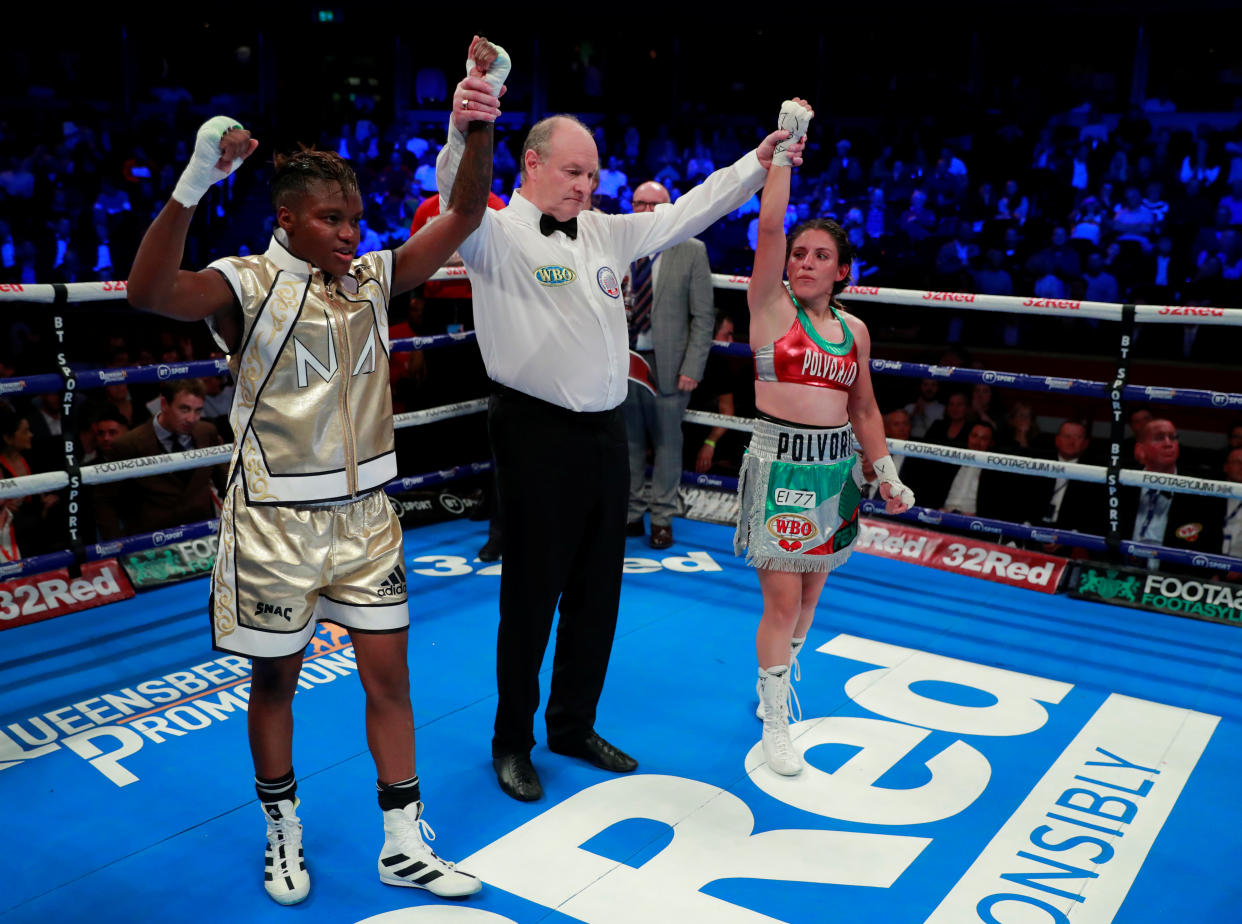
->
xmin=461 ymin=98 xmax=469 ymax=109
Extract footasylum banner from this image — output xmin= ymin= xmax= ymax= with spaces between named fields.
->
xmin=121 ymin=536 xmax=218 ymax=590
xmin=1070 ymin=561 xmax=1242 ymax=626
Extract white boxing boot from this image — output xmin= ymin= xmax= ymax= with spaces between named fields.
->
xmin=757 ymin=665 xmax=803 ymax=776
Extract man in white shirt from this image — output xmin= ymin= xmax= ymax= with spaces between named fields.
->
xmin=1028 ymin=419 xmax=1106 ymax=554
xmin=439 ymin=72 xmax=804 ymax=802
xmin=942 ymin=422 xmax=999 ymax=516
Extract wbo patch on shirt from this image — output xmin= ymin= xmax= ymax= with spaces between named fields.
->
xmin=533 ymin=265 xmax=576 ymax=287
xmin=596 ymin=266 xmax=621 ymax=298
xmin=1175 ymin=522 xmax=1203 ymax=542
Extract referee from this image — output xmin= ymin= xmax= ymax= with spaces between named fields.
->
xmin=441 ymin=59 xmax=806 ymax=801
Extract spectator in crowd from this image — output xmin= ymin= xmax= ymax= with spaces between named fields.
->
xmin=938 ymin=421 xmax=1008 ymax=518
xmin=1029 ymin=226 xmax=1082 ymax=281
xmin=1069 ymin=196 xmax=1105 ymax=246
xmin=0 ymin=407 xmax=58 ymax=555
xmin=622 ymin=180 xmax=716 ymax=550
xmin=685 ymin=313 xmax=751 ymax=477
xmin=1113 ymin=186 xmax=1157 ymax=249
xmin=1221 ymin=447 xmax=1241 ymax=559
xmin=999 ymin=401 xmax=1045 ymax=456
xmin=906 ymin=390 xmax=972 ymax=506
xmin=1082 ymin=251 xmax=1120 ymax=303
xmin=899 ymin=188 xmax=937 ymax=242
xmin=0 ymin=496 xmax=20 ymax=561
xmin=859 ymin=408 xmax=912 ymax=499
xmin=1029 ymin=420 xmax=1106 ymax=555
xmin=94 ymin=364 xmax=150 ymax=429
xmin=969 ymin=383 xmax=1000 ymax=429
xmin=1122 ymin=405 xmax=1154 ymax=467
xmin=824 ymin=139 xmax=864 ymax=197
xmin=199 ymin=365 xmax=236 ymax=440
xmin=0 ymin=407 xmax=33 ymax=481
xmin=1141 ymin=181 xmax=1170 ymax=229
xmin=1179 ymin=136 xmax=1221 ymax=188
xmin=25 ymin=392 xmax=64 ymax=471
xmin=996 ymin=179 xmax=1029 ymax=226
xmin=904 ymin=377 xmax=945 ymax=438
xmin=596 ymin=155 xmax=627 ymax=211
xmin=83 ymin=409 xmax=128 ymax=464
xmin=1218 ymin=179 xmax=1242 ymax=227
xmin=1137 ymin=235 xmax=1185 ymax=302
xmin=1120 ymin=418 xmax=1223 ymax=569
xmin=973 ymin=248 xmax=1015 ymax=296
xmin=1228 ymin=421 xmax=1242 ymax=452
xmin=882 ymin=407 xmax=911 ymax=474
xmin=95 ymin=379 xmax=225 ymax=540
xmin=924 ymin=390 xmax=971 ymax=447
xmin=863 ymin=187 xmax=888 ymax=240
xmin=934 ymin=226 xmax=976 ymax=286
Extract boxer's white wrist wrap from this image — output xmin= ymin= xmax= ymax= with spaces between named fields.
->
xmin=172 ymin=116 xmax=246 ymax=208
xmin=872 ymin=454 xmax=915 ymax=508
xmin=772 ymin=99 xmax=813 ymax=168
xmin=467 ymin=41 xmax=511 ymax=96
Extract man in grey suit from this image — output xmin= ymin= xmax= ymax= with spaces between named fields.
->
xmin=623 ymin=181 xmax=716 ymax=549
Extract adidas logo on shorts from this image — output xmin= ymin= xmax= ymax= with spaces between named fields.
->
xmin=377 ymin=566 xmax=407 ymax=597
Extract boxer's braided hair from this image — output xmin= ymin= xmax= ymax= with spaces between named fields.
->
xmin=271 ymin=145 xmax=359 ymax=209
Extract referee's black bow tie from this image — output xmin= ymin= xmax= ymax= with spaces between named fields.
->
xmin=539 ymin=214 xmax=578 ymax=240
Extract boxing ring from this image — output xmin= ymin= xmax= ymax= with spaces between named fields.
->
xmin=1 ymin=276 xmax=1241 ymax=923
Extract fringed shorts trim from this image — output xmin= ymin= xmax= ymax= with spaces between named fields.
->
xmin=734 ymin=416 xmax=862 ymax=574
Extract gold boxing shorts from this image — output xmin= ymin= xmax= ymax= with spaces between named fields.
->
xmin=210 ymin=485 xmax=408 ymax=658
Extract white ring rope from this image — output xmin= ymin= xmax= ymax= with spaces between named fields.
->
xmin=4 ymin=273 xmax=1242 ymax=326
xmin=5 ymin=405 xmax=1237 ymax=501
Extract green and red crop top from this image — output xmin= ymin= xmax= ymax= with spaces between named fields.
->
xmin=753 ymin=302 xmax=859 ymax=391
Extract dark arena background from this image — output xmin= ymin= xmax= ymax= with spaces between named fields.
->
xmin=3 ymin=5 xmax=1242 ymax=923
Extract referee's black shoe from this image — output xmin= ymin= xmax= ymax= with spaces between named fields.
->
xmin=625 ymin=519 xmax=645 ymax=537
xmin=548 ymin=732 xmax=638 ymax=773
xmin=493 ymin=752 xmax=542 ymax=802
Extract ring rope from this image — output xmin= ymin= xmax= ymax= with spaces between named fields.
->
xmin=5 ymin=339 xmax=1238 ymax=412
xmin=8 ymin=458 xmax=1239 ymax=583
xmin=4 ymin=274 xmax=1242 ymax=327
xmin=0 ymin=456 xmax=495 ymax=580
xmin=10 ymin=404 xmax=1235 ymax=503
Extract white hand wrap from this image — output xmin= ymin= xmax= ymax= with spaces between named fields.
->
xmin=772 ymin=99 xmax=813 ymax=168
xmin=467 ymin=40 xmax=511 ymax=96
xmin=872 ymin=454 xmax=915 ymax=509
xmin=172 ymin=116 xmax=245 ymax=208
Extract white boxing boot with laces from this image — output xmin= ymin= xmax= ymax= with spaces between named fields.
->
xmin=757 ymin=665 xmax=803 ymax=776
xmin=378 ymin=801 xmax=482 ymax=897
xmin=756 ymin=637 xmax=804 ymax=719
xmin=262 ymin=798 xmax=309 ymax=905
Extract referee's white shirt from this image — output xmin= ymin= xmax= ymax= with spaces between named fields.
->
xmin=437 ymin=126 xmax=765 ymax=411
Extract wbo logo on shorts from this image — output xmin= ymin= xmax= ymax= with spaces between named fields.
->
xmin=533 ymin=265 xmax=577 ymax=287
xmin=766 ymin=513 xmax=819 ymax=551
xmin=596 ymin=266 xmax=621 ymax=298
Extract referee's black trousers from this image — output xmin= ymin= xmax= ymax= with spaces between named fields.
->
xmin=487 ymin=386 xmax=629 ymax=757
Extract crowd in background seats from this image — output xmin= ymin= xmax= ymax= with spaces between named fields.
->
xmin=2 ymin=84 xmax=1241 ymax=566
